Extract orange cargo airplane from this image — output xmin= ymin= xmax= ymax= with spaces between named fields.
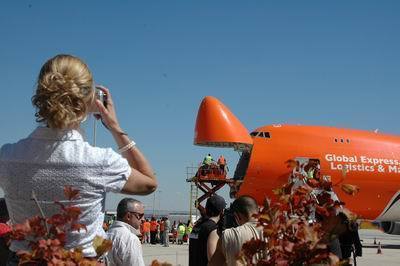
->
xmin=194 ymin=96 xmax=400 ymax=234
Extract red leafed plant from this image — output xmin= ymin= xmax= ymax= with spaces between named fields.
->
xmin=150 ymin=260 xmax=173 ymax=266
xmin=9 ymin=186 xmax=112 ymax=266
xmin=239 ymin=159 xmax=359 ymax=266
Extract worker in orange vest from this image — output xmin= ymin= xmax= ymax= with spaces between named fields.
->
xmin=150 ymin=217 xmax=159 ymax=244
xmin=143 ymin=219 xmax=151 ymax=244
xmin=217 ymin=155 xmax=227 ymax=175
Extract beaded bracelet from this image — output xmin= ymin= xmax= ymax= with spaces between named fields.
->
xmin=118 ymin=140 xmax=136 ymax=154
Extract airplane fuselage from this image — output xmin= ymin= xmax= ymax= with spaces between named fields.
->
xmin=194 ymin=96 xmax=400 ymax=225
xmin=236 ymin=124 xmax=400 ymax=221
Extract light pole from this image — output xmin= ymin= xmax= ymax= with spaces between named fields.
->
xmin=152 ymin=192 xmax=156 ymax=217
xmin=151 ymin=190 xmax=162 ymax=217
xmin=158 ymin=190 xmax=162 ymax=216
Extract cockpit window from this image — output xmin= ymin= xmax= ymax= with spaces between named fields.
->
xmin=261 ymin=132 xmax=271 ymax=138
xmin=250 ymin=131 xmax=270 ymax=138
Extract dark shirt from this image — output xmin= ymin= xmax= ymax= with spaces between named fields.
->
xmin=189 ymin=218 xmax=218 ymax=266
xmin=0 ymin=236 xmax=11 ymax=266
xmin=339 ymin=223 xmax=362 ymax=259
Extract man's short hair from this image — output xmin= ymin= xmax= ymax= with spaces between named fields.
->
xmin=116 ymin=198 xmax=142 ymax=220
xmin=231 ymin=195 xmax=258 ymax=218
xmin=205 ymin=194 xmax=226 ymax=217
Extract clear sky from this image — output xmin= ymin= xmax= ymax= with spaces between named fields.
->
xmin=1 ymin=1 xmax=399 ymax=212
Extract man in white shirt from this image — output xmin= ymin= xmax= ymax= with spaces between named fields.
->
xmin=107 ymin=198 xmax=145 ymax=266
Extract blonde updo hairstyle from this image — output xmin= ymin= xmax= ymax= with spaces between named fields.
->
xmin=32 ymin=54 xmax=94 ymax=129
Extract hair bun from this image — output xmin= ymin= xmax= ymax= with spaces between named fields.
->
xmin=32 ymin=54 xmax=94 ymax=129
xmin=48 ymin=72 xmax=81 ymax=95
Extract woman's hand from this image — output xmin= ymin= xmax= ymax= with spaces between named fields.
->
xmin=94 ymin=86 xmax=157 ymax=195
xmin=94 ymin=85 xmax=122 ymax=133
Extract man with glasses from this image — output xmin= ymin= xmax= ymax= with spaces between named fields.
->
xmin=107 ymin=198 xmax=145 ymax=266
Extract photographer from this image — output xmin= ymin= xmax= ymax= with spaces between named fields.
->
xmin=0 ymin=54 xmax=157 ymax=264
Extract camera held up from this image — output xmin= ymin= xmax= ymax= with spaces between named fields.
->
xmin=93 ymin=86 xmax=109 ymax=129
xmin=95 ymin=87 xmax=108 ymax=113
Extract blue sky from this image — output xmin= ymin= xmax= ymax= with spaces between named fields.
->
xmin=0 ymin=1 xmax=399 ymax=212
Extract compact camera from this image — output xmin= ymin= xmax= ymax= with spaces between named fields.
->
xmin=95 ymin=87 xmax=108 ymax=109
xmin=93 ymin=87 xmax=109 ymax=128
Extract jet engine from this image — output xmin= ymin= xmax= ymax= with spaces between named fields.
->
xmin=381 ymin=221 xmax=400 ymax=235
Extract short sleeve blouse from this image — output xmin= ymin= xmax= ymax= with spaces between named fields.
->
xmin=0 ymin=126 xmax=131 ymax=257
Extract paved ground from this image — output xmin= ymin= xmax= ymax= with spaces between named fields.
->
xmin=355 ymin=229 xmax=400 ymax=266
xmin=142 ymin=243 xmax=188 ymax=266
xmin=142 ymin=229 xmax=400 ymax=266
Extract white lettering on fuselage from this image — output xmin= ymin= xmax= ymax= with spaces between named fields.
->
xmin=324 ymin=154 xmax=399 ymax=174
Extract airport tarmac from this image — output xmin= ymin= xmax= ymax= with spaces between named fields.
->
xmin=142 ymin=229 xmax=400 ymax=266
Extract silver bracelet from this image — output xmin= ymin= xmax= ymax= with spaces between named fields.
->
xmin=118 ymin=140 xmax=136 ymax=154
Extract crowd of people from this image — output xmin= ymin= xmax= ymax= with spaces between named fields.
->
xmin=138 ymin=218 xmax=193 ymax=246
xmin=104 ymin=194 xmax=266 ymax=266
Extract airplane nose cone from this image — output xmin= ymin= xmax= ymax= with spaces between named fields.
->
xmin=194 ymin=96 xmax=253 ymax=149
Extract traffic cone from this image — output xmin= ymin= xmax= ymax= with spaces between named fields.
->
xmin=377 ymin=242 xmax=382 ymax=254
xmin=374 ymin=237 xmax=377 ymax=245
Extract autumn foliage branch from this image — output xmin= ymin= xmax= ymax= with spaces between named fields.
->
xmin=10 ymin=186 xmax=111 ymax=266
xmin=239 ymin=159 xmax=360 ymax=266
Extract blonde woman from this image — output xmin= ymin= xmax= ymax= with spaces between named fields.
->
xmin=0 ymin=54 xmax=157 ymax=263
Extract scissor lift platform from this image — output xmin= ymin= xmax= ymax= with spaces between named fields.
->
xmin=187 ymin=170 xmax=241 ymax=216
